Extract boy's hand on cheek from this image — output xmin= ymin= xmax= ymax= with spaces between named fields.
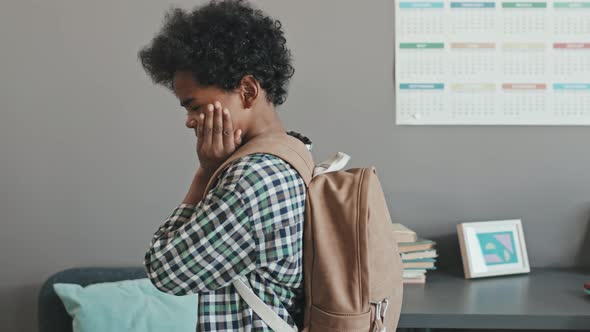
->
xmin=194 ymin=101 xmax=242 ymax=173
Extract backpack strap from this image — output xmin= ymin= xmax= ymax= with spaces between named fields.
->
xmin=201 ymin=131 xmax=313 ymax=332
xmin=233 ymin=277 xmax=298 ymax=332
xmin=203 ymin=131 xmax=314 ymax=194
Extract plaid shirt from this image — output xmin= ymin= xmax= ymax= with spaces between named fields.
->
xmin=143 ymin=151 xmax=307 ymax=331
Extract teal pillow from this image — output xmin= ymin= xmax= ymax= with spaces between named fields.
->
xmin=53 ymin=278 xmax=198 ymax=332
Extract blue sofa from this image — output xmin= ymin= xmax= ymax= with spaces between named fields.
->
xmin=38 ymin=266 xmax=147 ymax=332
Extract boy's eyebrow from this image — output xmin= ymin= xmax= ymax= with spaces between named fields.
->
xmin=180 ymin=97 xmax=196 ymax=107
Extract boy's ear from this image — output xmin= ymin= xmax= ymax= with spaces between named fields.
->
xmin=240 ymin=75 xmax=259 ymax=110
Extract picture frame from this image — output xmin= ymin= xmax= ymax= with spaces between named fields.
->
xmin=457 ymin=219 xmax=530 ymax=279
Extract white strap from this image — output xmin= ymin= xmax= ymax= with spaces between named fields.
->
xmin=312 ymin=151 xmax=351 ymax=178
xmin=233 ymin=277 xmax=298 ymax=332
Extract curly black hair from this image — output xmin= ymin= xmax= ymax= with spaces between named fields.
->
xmin=137 ymin=0 xmax=295 ymax=106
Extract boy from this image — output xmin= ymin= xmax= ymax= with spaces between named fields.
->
xmin=138 ymin=0 xmax=309 ymax=330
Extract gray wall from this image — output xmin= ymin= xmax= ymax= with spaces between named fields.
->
xmin=1 ymin=0 xmax=589 ymax=331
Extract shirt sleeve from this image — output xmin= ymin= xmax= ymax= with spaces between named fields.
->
xmin=143 ymin=157 xmax=258 ymax=295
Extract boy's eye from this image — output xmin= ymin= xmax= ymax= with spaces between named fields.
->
xmin=192 ymin=105 xmax=201 ymax=111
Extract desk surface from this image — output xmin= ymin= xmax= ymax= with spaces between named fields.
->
xmin=399 ymin=267 xmax=590 ymax=330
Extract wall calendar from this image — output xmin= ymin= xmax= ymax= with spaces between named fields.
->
xmin=395 ymin=1 xmax=590 ymax=125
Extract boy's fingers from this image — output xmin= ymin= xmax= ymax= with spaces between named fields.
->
xmin=196 ymin=113 xmax=204 ymax=149
xmin=222 ymin=108 xmax=234 ymax=149
xmin=213 ymin=101 xmax=223 ymax=149
xmin=203 ymin=103 xmax=214 ymax=147
xmin=234 ymin=128 xmax=242 ymax=146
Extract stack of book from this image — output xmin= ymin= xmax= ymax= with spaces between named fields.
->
xmin=392 ymin=224 xmax=437 ymax=284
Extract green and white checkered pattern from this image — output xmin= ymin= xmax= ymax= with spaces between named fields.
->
xmin=143 ymin=152 xmax=306 ymax=331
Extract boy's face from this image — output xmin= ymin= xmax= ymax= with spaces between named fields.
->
xmin=172 ymin=70 xmax=246 ymax=134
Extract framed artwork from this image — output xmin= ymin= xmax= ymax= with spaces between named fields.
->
xmin=457 ymin=219 xmax=530 ymax=279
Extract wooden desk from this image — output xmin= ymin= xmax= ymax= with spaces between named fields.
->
xmin=398 ymin=268 xmax=590 ymax=331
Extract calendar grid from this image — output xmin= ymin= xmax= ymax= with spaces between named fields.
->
xmin=394 ymin=0 xmax=590 ymax=125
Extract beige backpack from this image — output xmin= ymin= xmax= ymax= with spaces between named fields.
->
xmin=203 ymin=131 xmax=403 ymax=332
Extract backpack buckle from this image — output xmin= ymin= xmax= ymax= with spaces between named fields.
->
xmin=381 ymin=298 xmax=390 ymax=320
xmin=370 ymin=300 xmax=382 ymax=321
xmin=370 ymin=298 xmax=390 ymax=332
